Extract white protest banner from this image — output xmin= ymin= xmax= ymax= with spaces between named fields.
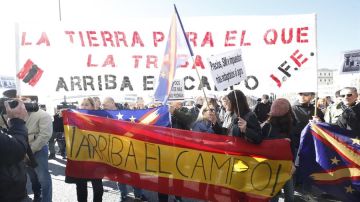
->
xmin=208 ymin=49 xmax=246 ymax=91
xmin=340 ymin=50 xmax=360 ymax=74
xmin=16 ymin=14 xmax=317 ymax=99
xmin=168 ymin=79 xmax=185 ymax=100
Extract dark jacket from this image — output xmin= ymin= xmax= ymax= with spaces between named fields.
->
xmin=262 ymin=122 xmax=295 ymax=158
xmin=0 ymin=118 xmax=28 ymax=202
xmin=53 ymin=113 xmax=64 ymax=133
xmin=254 ymin=102 xmax=271 ymax=123
xmin=335 ymin=102 xmax=360 ymax=137
xmin=231 ymin=111 xmax=263 ymax=144
xmin=291 ymin=101 xmax=324 ymax=149
xmin=172 ymin=107 xmax=195 ymax=130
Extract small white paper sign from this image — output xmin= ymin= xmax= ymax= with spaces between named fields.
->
xmin=168 ymin=79 xmax=185 ymax=100
xmin=208 ymin=49 xmax=247 ymax=91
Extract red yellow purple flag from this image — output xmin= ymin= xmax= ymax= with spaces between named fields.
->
xmin=154 ymin=5 xmax=192 ymax=103
xmin=64 ymin=110 xmax=293 ymax=201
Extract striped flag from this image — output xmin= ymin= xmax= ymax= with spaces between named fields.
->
xmin=297 ymin=122 xmax=360 ymax=201
xmin=154 ymin=5 xmax=193 ymax=103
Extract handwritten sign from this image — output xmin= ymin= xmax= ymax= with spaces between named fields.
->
xmin=208 ymin=49 xmax=246 ymax=91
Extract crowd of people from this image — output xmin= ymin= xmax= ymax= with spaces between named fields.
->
xmin=0 ymin=86 xmax=359 ymax=202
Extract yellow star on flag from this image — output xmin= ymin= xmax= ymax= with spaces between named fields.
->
xmin=345 ymin=185 xmax=354 ymax=193
xmin=330 ymin=156 xmax=340 ymax=165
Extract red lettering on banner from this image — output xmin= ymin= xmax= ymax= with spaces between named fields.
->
xmin=290 ymin=49 xmax=308 ymax=67
xmin=101 ymin=31 xmax=115 ymax=47
xmin=87 ymin=31 xmax=99 ymax=47
xmin=264 ymin=29 xmax=277 ymax=45
xmin=87 ymin=54 xmax=98 ymax=67
xmin=79 ymin=31 xmax=85 ymax=47
xmin=132 ymin=55 xmax=143 ymax=68
xmin=146 ymin=55 xmax=158 ymax=68
xmin=153 ymin=32 xmax=165 ymax=47
xmin=265 ymin=27 xmax=309 ymax=45
xmin=114 ymin=31 xmax=128 ymax=47
xmin=281 ymin=28 xmax=293 ymax=44
xmin=21 ymin=32 xmax=32 ymax=46
xmin=131 ymin=31 xmax=144 ymax=47
xmin=65 ymin=31 xmax=75 ymax=44
xmin=240 ymin=30 xmax=251 ymax=46
xmin=179 ymin=54 xmax=189 ymax=68
xmin=36 ymin=32 xmax=50 ymax=46
xmin=192 ymin=55 xmax=205 ymax=69
xmin=201 ymin=32 xmax=214 ymax=47
xmin=102 ymin=55 xmax=116 ymax=67
xmin=224 ymin=30 xmax=236 ymax=47
xmin=21 ymin=32 xmax=50 ymax=46
xmin=297 ymin=27 xmax=309 ymax=43
xmin=187 ymin=32 xmax=197 ymax=47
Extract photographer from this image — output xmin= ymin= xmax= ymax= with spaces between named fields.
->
xmin=0 ymin=100 xmax=29 ymax=201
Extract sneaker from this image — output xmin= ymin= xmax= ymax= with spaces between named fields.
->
xmin=48 ymin=154 xmax=56 ymax=159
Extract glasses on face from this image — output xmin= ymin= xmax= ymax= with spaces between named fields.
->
xmin=204 ymin=108 xmax=216 ymax=112
xmin=299 ymin=93 xmax=311 ymax=96
xmin=340 ymin=94 xmax=353 ymax=98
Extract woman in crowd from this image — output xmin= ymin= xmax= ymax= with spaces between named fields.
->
xmin=191 ymin=102 xmax=223 ymax=134
xmin=261 ymin=98 xmax=295 ymax=202
xmin=65 ymin=97 xmax=104 ymax=202
xmin=224 ymin=90 xmax=263 ymax=144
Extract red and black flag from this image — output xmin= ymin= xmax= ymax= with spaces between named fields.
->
xmin=17 ymin=59 xmax=44 ymax=86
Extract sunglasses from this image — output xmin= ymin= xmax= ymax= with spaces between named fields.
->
xmin=299 ymin=93 xmax=312 ymax=96
xmin=340 ymin=94 xmax=353 ymax=98
xmin=204 ymin=108 xmax=216 ymax=112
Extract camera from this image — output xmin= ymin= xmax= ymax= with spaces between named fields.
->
xmin=0 ymin=98 xmax=39 ymax=114
xmin=57 ymin=101 xmax=77 ymax=110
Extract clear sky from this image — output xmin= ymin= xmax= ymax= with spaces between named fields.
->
xmin=1 ymin=0 xmax=359 ymax=70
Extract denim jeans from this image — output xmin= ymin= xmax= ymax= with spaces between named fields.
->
xmin=117 ymin=182 xmax=142 ymax=198
xmin=32 ymin=145 xmax=52 ymax=202
xmin=26 ymin=166 xmax=41 ymax=200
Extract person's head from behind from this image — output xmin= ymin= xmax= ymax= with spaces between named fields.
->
xmin=227 ymin=90 xmax=250 ymax=117
xmin=268 ymin=98 xmax=293 ymax=134
xmin=261 ymin=94 xmax=269 ymax=103
xmin=102 ymin=97 xmax=117 ymax=110
xmin=340 ymin=87 xmax=358 ymax=106
xmin=316 ymin=98 xmax=328 ymax=110
xmin=80 ymin=97 xmax=95 ymax=110
xmin=297 ymin=92 xmax=315 ymax=104
xmin=92 ymin=97 xmax=101 ymax=110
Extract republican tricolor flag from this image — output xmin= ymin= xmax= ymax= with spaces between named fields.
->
xmin=17 ymin=59 xmax=44 ymax=87
xmin=154 ymin=5 xmax=193 ymax=103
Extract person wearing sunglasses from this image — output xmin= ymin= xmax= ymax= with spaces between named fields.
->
xmin=334 ymin=87 xmax=360 ymax=137
xmin=191 ymin=102 xmax=222 ymax=134
xmin=291 ymin=92 xmax=324 ymax=152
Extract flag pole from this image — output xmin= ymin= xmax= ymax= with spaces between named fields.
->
xmin=58 ymin=0 xmax=62 ymax=21
xmin=314 ymin=13 xmax=318 ymax=118
xmin=174 ymin=4 xmax=210 ymax=107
